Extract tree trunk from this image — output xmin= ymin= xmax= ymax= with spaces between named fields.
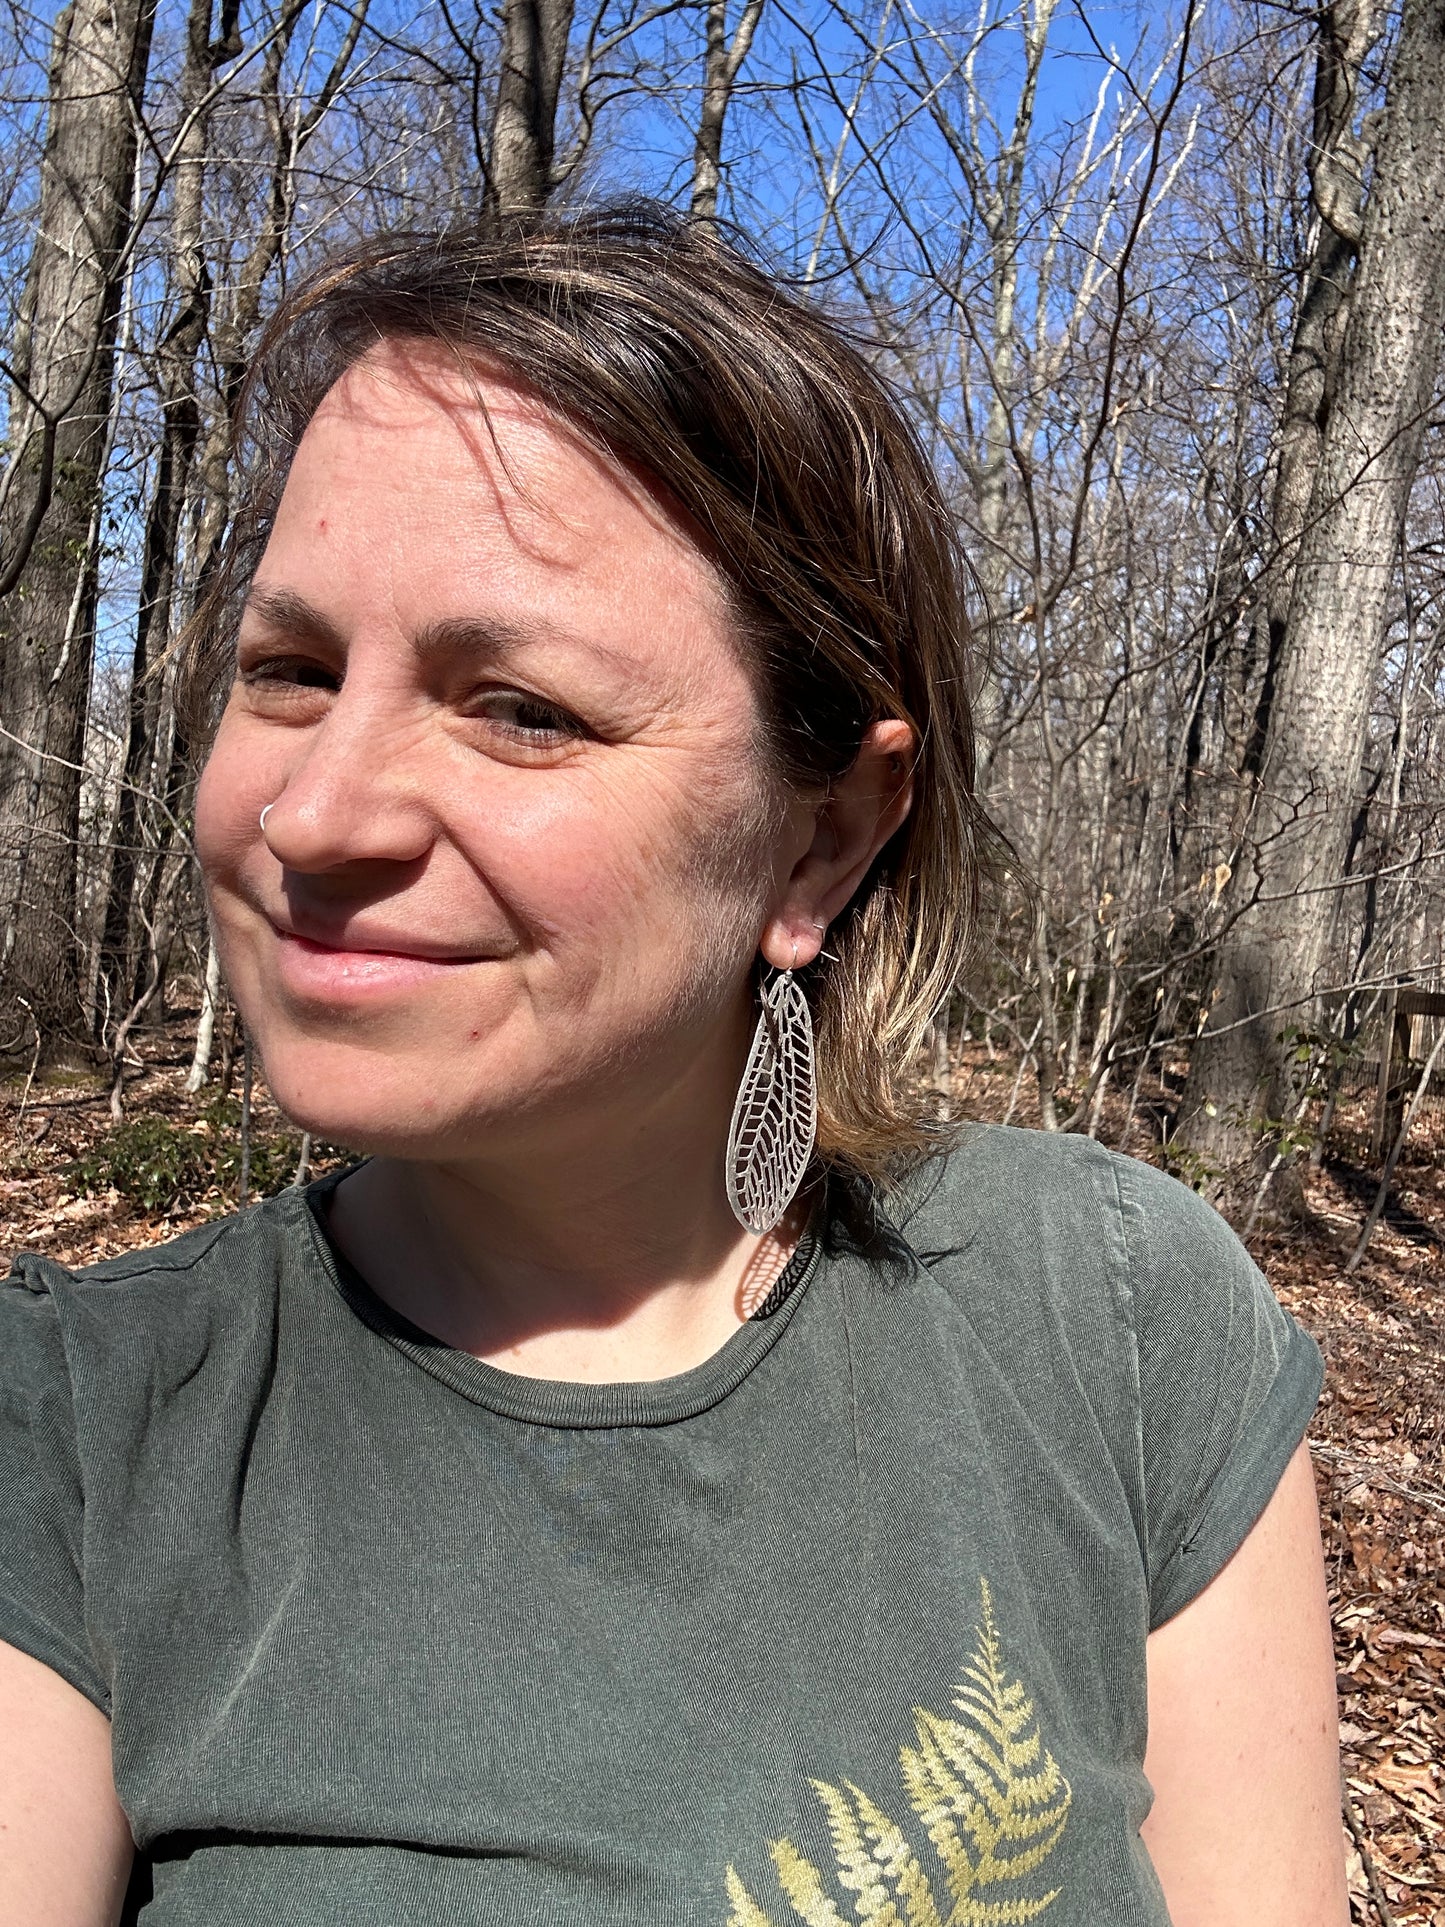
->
xmin=1243 ymin=0 xmax=1383 ymax=787
xmin=1173 ymin=5 xmax=1379 ymax=999
xmin=95 ymin=0 xmax=231 ymax=1043
xmin=191 ymin=0 xmax=317 ymax=592
xmin=186 ymin=935 xmax=223 ymax=1092
xmin=690 ymin=0 xmax=765 ymax=224
xmin=961 ymin=0 xmax=1055 ymax=783
xmin=1177 ymin=0 xmax=1445 ymax=1203
xmin=488 ymin=0 xmax=574 ymax=218
xmin=0 ymin=0 xmax=157 ymax=1049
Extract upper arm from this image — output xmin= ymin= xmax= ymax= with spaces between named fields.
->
xmin=1140 ymin=1441 xmax=1348 ymax=1927
xmin=0 ymin=1640 xmax=133 ymax=1927
xmin=1110 ymin=1155 xmax=1326 ymax=1631
xmin=0 ymin=1268 xmax=133 ymax=1920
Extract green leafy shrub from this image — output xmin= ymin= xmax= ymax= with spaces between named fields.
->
xmin=65 ymin=1098 xmax=341 ymax=1214
xmin=1159 ymin=1140 xmax=1225 ymax=1195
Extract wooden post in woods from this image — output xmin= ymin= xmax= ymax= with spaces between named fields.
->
xmin=1372 ymin=988 xmax=1445 ymax=1161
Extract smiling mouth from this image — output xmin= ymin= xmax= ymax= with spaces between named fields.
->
xmin=270 ymin=925 xmax=491 ymax=996
xmin=281 ymin=929 xmax=482 ymax=965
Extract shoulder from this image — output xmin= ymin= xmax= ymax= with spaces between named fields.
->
xmin=882 ymin=1126 xmax=1324 ymax=1630
xmin=884 ymin=1120 xmax=1221 ymax=1280
xmin=7 ymin=1183 xmax=319 ymax=1297
xmin=872 ymin=1127 xmax=1141 ymax=1407
xmin=2 ymin=1186 xmax=326 ymax=1400
xmin=879 ymin=1123 xmax=1289 ymax=1391
xmin=6 ymin=1213 xmax=233 ymax=1309
xmin=889 ymin=1117 xmax=1112 ymax=1216
xmin=0 ymin=1190 xmax=335 ymax=1718
xmin=887 ymin=1120 xmax=1245 ymax=1276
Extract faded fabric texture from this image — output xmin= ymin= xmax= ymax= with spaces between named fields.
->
xmin=0 ymin=1124 xmax=1322 ymax=1926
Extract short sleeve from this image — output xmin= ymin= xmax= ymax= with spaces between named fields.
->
xmin=0 ymin=1258 xmax=108 ymax=1711
xmin=1110 ymin=1156 xmax=1325 ymax=1631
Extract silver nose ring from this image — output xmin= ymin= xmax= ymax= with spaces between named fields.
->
xmin=259 ymin=803 xmax=274 ymax=831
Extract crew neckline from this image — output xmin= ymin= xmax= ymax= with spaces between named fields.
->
xmin=294 ymin=1164 xmax=823 ymax=1429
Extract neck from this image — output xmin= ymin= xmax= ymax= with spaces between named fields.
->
xmin=322 ymin=1030 xmax=813 ymax=1382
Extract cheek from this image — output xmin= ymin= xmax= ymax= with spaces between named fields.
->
xmin=461 ymin=763 xmax=767 ymax=955
xmin=193 ymin=721 xmax=281 ymax=906
xmin=194 ymin=738 xmax=251 ymax=874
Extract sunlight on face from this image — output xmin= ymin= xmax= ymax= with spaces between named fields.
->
xmin=194 ymin=341 xmax=802 ymax=1161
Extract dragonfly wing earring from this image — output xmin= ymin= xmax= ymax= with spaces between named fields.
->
xmin=725 ymin=959 xmax=818 ymax=1235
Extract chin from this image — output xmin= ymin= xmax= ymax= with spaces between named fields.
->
xmin=255 ymin=1032 xmax=515 ymax=1161
xmin=250 ymin=1025 xmax=581 ymax=1156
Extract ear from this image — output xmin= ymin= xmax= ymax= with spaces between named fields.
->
xmin=759 ymin=719 xmax=915 ymax=971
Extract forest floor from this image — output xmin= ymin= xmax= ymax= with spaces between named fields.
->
xmin=1 ymin=1016 xmax=1441 ymax=1925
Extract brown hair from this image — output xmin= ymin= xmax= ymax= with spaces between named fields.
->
xmin=181 ymin=199 xmax=1006 ymax=1200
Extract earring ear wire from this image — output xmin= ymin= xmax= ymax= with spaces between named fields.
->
xmin=810 ymin=918 xmax=839 ymax=965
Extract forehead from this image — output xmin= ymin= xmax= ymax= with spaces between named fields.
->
xmin=266 ymin=340 xmax=731 ymax=638
xmin=244 ymin=341 xmax=774 ymax=751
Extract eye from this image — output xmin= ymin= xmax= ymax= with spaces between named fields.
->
xmin=239 ymin=653 xmax=338 ymax=690
xmin=471 ymin=689 xmax=587 ymax=746
xmin=233 ymin=653 xmax=338 ymax=721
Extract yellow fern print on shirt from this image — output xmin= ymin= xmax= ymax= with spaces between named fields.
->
xmin=725 ymin=1577 xmax=1072 ymax=1926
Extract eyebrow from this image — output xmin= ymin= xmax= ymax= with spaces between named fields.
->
xmin=242 ymin=585 xmax=346 ymax=648
xmin=413 ymin=613 xmax=558 ymax=663
xmin=241 ymin=586 xmax=626 ymax=672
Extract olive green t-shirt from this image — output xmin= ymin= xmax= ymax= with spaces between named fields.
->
xmin=1 ymin=1124 xmax=1323 ymax=1926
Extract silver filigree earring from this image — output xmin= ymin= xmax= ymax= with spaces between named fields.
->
xmin=725 ymin=949 xmax=818 ymax=1235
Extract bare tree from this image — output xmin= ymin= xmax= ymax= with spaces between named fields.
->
xmin=1245 ymin=0 xmax=1383 ymax=786
xmin=0 ymin=0 xmax=1440 ymax=1202
xmin=489 ymin=0 xmax=576 ymax=216
xmin=0 ymin=0 xmax=158 ymax=1041
xmin=1178 ymin=0 xmax=1445 ymax=1200
xmin=690 ymin=0 xmax=765 ymax=221
xmin=94 ymin=0 xmax=240 ymax=1048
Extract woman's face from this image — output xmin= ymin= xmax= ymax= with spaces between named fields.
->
xmin=196 ymin=340 xmax=813 ymax=1160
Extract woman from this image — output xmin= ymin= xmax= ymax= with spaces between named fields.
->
xmin=1 ymin=204 xmax=1345 ymax=1926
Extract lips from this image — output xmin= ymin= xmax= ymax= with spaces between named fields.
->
xmin=278 ymin=924 xmax=483 ymax=964
xmin=269 ymin=921 xmax=490 ymax=1000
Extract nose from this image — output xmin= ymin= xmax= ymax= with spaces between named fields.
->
xmin=259 ymin=692 xmax=437 ymax=875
